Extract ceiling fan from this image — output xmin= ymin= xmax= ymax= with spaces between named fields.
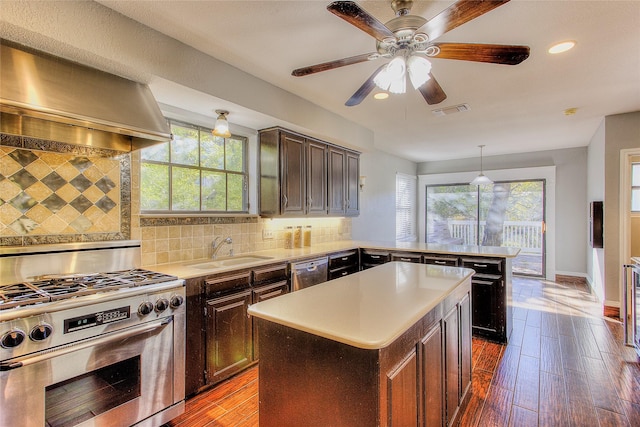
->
xmin=292 ymin=0 xmax=530 ymax=106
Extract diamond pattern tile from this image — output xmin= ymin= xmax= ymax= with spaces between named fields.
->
xmin=9 ymin=192 xmax=37 ymax=214
xmin=95 ymin=176 xmax=116 ymax=193
xmin=95 ymin=195 xmax=117 ymax=213
xmin=1 ymin=147 xmax=121 ymax=237
xmin=9 ymin=169 xmax=38 ymax=190
xmin=69 ymin=195 xmax=93 ymax=214
xmin=41 ymin=193 xmax=67 ymax=213
xmin=70 ymin=174 xmax=92 ymax=192
xmin=69 ymin=156 xmax=92 ymax=172
xmin=9 ymin=149 xmax=38 ymax=167
xmin=42 ymin=171 xmax=67 ymax=192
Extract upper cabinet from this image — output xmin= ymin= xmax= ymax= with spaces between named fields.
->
xmin=259 ymin=127 xmax=359 ymax=217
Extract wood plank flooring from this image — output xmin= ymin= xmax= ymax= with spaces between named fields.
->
xmin=165 ymin=276 xmax=640 ymax=426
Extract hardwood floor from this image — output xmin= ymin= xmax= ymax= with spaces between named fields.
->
xmin=166 ymin=276 xmax=640 ymax=426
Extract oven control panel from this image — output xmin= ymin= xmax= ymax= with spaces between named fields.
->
xmin=64 ymin=306 xmax=130 ymax=333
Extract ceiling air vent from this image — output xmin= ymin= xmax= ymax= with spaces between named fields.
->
xmin=431 ymin=103 xmax=471 ymax=116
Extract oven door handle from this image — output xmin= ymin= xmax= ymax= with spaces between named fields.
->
xmin=0 ymin=317 xmax=172 ymax=371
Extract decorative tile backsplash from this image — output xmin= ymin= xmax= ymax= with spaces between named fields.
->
xmin=0 ymin=134 xmax=130 ymax=245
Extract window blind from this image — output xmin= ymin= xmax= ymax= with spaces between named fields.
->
xmin=396 ymin=173 xmax=417 ymax=241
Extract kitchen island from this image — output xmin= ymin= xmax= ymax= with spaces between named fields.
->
xmin=248 ymin=262 xmax=474 ymax=427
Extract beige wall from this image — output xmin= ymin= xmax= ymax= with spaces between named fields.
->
xmin=632 ymin=216 xmax=640 ymax=257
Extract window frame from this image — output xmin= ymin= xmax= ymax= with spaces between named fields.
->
xmin=396 ymin=172 xmax=418 ymax=242
xmin=632 ymin=162 xmax=640 ymax=213
xmin=140 ymin=119 xmax=249 ymax=214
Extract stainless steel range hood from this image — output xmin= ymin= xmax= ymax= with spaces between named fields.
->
xmin=0 ymin=41 xmax=171 ymax=152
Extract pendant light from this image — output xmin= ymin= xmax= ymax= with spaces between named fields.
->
xmin=212 ymin=110 xmax=231 ymax=138
xmin=470 ymin=145 xmax=493 ymax=186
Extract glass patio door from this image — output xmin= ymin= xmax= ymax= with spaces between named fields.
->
xmin=426 ymin=180 xmax=545 ymax=277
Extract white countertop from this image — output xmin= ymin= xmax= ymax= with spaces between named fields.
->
xmin=147 ymin=240 xmax=519 ymax=279
xmin=248 ymin=262 xmax=474 ymax=350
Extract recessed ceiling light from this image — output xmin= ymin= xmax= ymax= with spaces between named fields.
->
xmin=548 ymin=40 xmax=576 ymax=54
xmin=374 ymin=92 xmax=389 ymax=100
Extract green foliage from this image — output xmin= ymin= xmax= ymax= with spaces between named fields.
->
xmin=139 ymin=119 xmax=247 ymax=213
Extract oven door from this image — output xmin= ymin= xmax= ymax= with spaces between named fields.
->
xmin=1 ymin=317 xmax=178 ymax=427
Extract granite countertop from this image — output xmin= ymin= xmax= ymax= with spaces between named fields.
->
xmin=147 ymin=240 xmax=520 ymax=279
xmin=247 ymin=262 xmax=474 ymax=349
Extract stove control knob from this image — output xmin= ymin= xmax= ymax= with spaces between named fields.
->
xmin=1 ymin=329 xmax=26 ymax=349
xmin=170 ymin=295 xmax=184 ymax=309
xmin=29 ymin=324 xmax=53 ymax=341
xmin=155 ymin=298 xmax=170 ymax=313
xmin=138 ymin=301 xmax=154 ymax=316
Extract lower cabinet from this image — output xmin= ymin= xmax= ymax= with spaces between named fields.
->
xmin=328 ymin=249 xmax=359 ymax=279
xmin=391 ymin=252 xmax=422 ymax=263
xmin=360 ymin=248 xmax=391 ymax=270
xmin=255 ymin=276 xmax=472 ymax=426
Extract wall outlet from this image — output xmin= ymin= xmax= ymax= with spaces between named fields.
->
xmin=262 ymin=229 xmax=274 ymax=240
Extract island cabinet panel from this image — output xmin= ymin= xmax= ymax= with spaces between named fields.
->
xmin=255 ymin=276 xmax=471 ymax=427
xmin=422 ymin=322 xmax=444 ymax=427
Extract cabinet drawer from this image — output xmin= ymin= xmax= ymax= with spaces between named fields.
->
xmin=252 ymin=263 xmax=288 ymax=285
xmin=391 ymin=252 xmax=422 ymax=263
xmin=253 ymin=280 xmax=289 ymax=303
xmin=328 ymin=250 xmax=359 ymax=270
xmin=206 ymin=271 xmax=251 ymax=297
xmin=360 ymin=249 xmax=390 ymax=267
xmin=329 ymin=265 xmax=360 ymax=280
xmin=461 ymin=257 xmax=503 ymax=275
xmin=423 ymin=255 xmax=459 ymax=267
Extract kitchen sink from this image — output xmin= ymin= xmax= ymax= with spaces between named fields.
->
xmin=186 ymin=255 xmax=274 ymax=269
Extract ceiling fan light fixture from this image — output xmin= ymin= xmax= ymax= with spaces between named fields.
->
xmin=470 ymin=144 xmax=493 ymax=186
xmin=212 ymin=109 xmax=231 ymax=138
xmin=374 ymin=56 xmax=407 ymax=94
xmin=408 ymin=55 xmax=432 ymax=89
xmin=374 ymin=92 xmax=389 ymax=100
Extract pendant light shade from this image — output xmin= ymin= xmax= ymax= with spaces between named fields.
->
xmin=212 ymin=110 xmax=231 ymax=138
xmin=471 ymin=145 xmax=493 ymax=186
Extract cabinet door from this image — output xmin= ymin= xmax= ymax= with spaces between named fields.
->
xmin=459 ymin=294 xmax=471 ymax=400
xmin=346 ymin=150 xmax=360 ymax=216
xmin=421 ymin=321 xmax=444 ymax=427
xmin=185 ymin=277 xmax=205 ymax=397
xmin=328 ymin=147 xmax=346 ymax=214
xmin=471 ymin=276 xmax=499 ymax=334
xmin=281 ymin=132 xmax=306 ymax=215
xmin=443 ymin=305 xmax=460 ymax=426
xmin=252 ymin=281 xmax=289 ymax=360
xmin=387 ymin=349 xmax=419 ymax=426
xmin=307 ymin=139 xmax=328 ymax=214
xmin=206 ymin=290 xmax=253 ymax=384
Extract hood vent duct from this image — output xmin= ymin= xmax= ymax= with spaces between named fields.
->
xmin=0 ymin=41 xmax=171 ymax=152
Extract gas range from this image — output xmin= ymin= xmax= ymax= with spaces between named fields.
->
xmin=0 ymin=241 xmax=186 ymax=427
xmin=1 ymin=268 xmax=181 ymax=311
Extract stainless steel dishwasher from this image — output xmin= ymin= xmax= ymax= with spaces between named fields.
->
xmin=291 ymin=257 xmax=329 ymax=291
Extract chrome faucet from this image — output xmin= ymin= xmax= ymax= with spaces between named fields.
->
xmin=211 ymin=236 xmax=233 ymax=259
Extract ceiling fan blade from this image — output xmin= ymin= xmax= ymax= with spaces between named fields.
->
xmin=430 ymin=43 xmax=530 ymax=65
xmin=418 ymin=74 xmax=447 ymax=105
xmin=345 ymin=64 xmax=386 ymax=107
xmin=327 ymin=1 xmax=396 ymax=41
xmin=292 ymin=52 xmax=377 ymax=77
xmin=420 ymin=0 xmax=510 ymax=42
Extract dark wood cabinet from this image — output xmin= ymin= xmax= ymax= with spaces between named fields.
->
xmin=328 ymin=249 xmax=359 ymax=279
xmin=346 ymin=150 xmax=360 ymax=216
xmin=387 ymin=349 xmax=419 ymax=426
xmin=205 ymin=271 xmax=253 ymax=385
xmin=184 ymin=277 xmax=206 ymax=397
xmin=461 ymin=257 xmax=510 ymax=343
xmin=251 ymin=263 xmax=289 ymax=360
xmin=205 ymin=289 xmax=253 ymax=385
xmin=360 ymin=248 xmax=391 ymax=269
xmin=328 ymin=146 xmax=346 ymax=215
xmin=259 ymin=127 xmax=359 ymax=217
xmin=392 ymin=252 xmax=423 ymax=263
xmin=421 ymin=321 xmax=444 ymax=427
xmin=423 ymin=254 xmax=459 ymax=267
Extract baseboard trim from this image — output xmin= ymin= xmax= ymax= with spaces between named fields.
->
xmin=555 ymin=274 xmax=588 ymax=285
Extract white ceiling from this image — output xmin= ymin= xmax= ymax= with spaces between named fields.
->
xmin=96 ymin=0 xmax=640 ymax=162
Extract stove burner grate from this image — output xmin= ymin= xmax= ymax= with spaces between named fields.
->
xmin=1 ymin=269 xmax=179 ymax=310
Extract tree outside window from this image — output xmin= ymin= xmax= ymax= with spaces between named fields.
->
xmin=140 ymin=120 xmax=248 ymax=213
